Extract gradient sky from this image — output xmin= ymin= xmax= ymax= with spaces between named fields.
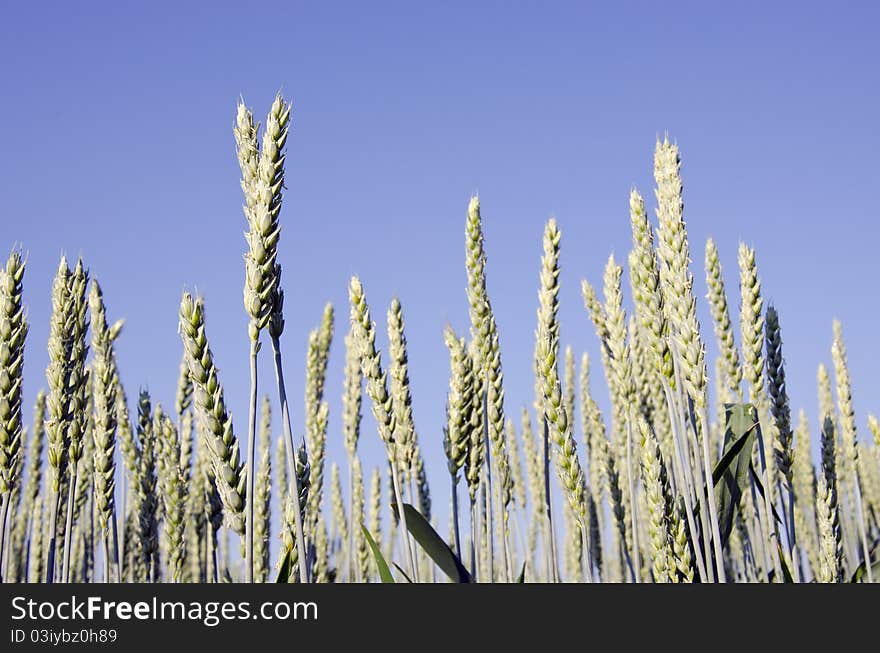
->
xmin=2 ymin=1 xmax=878 ymax=555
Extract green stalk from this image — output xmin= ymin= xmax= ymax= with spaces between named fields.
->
xmin=541 ymin=417 xmax=559 ymax=582
xmin=270 ymin=335 xmax=309 ymax=583
xmin=244 ymin=341 xmax=258 ymax=583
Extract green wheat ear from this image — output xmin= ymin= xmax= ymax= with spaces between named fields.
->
xmin=89 ymin=280 xmax=118 ymax=535
xmin=0 ymin=249 xmax=27 ymax=497
xmin=178 ymin=291 xmax=245 ymax=534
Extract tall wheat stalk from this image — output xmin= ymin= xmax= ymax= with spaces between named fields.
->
xmin=349 ymin=276 xmax=417 ymax=579
xmin=235 ymin=94 xmax=290 ymax=582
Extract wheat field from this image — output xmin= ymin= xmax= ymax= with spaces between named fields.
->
xmin=0 ymin=93 xmax=877 ymax=584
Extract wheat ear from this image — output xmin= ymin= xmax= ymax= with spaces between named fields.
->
xmin=88 ymin=280 xmax=122 ymax=580
xmin=765 ymin=304 xmax=799 ymax=580
xmin=342 ymin=327 xmax=362 ymax=581
xmin=0 ymin=249 xmax=27 ymax=581
xmin=830 ymin=320 xmax=872 ymax=582
xmin=738 ymin=242 xmax=781 ymax=581
xmin=348 ymin=276 xmax=416 ymax=579
xmin=444 ymin=326 xmax=472 ymax=558
xmin=44 ymin=256 xmax=73 ymax=582
xmin=536 ymin=219 xmax=591 ymax=582
xmin=816 ymin=415 xmax=842 ymax=582
xmin=178 ymin=292 xmax=245 ymax=535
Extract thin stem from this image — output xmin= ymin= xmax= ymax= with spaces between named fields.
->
xmin=784 ymin=482 xmax=800 ymax=582
xmin=270 ymin=335 xmax=309 ymax=583
xmin=753 ymin=424 xmax=783 ymax=581
xmin=390 ymin=455 xmax=416 ymax=581
xmin=662 ymin=383 xmax=709 ymax=582
xmin=450 ymin=474 xmax=462 ymax=558
xmin=747 ymin=474 xmax=773 ymax=579
xmin=580 ymin=522 xmax=594 ymax=583
xmin=542 ymin=416 xmax=559 ymax=582
xmin=348 ymin=461 xmax=358 ymax=582
xmin=625 ymin=416 xmax=641 ymax=583
xmin=0 ymin=494 xmax=9 ymax=581
xmin=102 ymin=534 xmax=109 ymax=583
xmin=208 ymin=527 xmax=218 ymax=584
xmin=109 ymin=511 xmax=121 ymax=583
xmin=118 ymin=472 xmax=126 ymax=581
xmin=244 ymin=341 xmax=258 ymax=583
xmin=852 ymin=476 xmax=873 ymax=583
xmin=484 ymin=460 xmax=494 ymax=582
xmin=502 ymin=512 xmax=513 ymax=582
xmin=675 ymin=378 xmax=713 ymax=582
xmin=698 ymin=408 xmax=726 ymax=582
xmin=482 ymin=380 xmax=494 ymax=582
xmin=407 ymin=473 xmax=421 ymax=582
xmin=470 ymin=498 xmax=478 ymax=581
xmin=61 ymin=465 xmax=78 ymax=582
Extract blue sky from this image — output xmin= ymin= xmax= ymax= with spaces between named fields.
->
xmin=1 ymin=1 xmax=878 ymax=551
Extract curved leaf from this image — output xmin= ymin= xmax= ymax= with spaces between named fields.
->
xmin=362 ymin=523 xmax=395 ymax=583
xmin=516 ymin=561 xmax=526 ymax=583
xmin=392 ymin=503 xmax=472 ymax=583
xmin=273 ymin=548 xmax=292 ymax=583
xmin=850 ymin=544 xmax=880 ymax=583
xmin=392 ymin=562 xmax=414 ymax=583
xmin=713 ymin=403 xmax=759 ymax=548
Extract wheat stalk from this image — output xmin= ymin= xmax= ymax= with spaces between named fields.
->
xmin=386 ymin=299 xmax=421 ymax=577
xmin=816 ymin=415 xmax=842 ymax=582
xmin=26 ymin=495 xmax=44 ymax=583
xmin=442 ymin=327 xmax=472 ymax=562
xmin=765 ymin=304 xmax=800 ymax=581
xmin=351 ymin=456 xmax=369 ymax=582
xmin=704 ymin=238 xmax=742 ymax=400
xmin=265 ymin=272 xmax=308 ymax=583
xmin=637 ymin=415 xmax=672 ymax=582
xmin=367 ymin=465 xmax=382 ymax=580
xmin=253 ymin=396 xmax=271 ymax=582
xmin=579 ymin=354 xmax=605 ymax=579
xmin=132 ymin=394 xmax=158 ymax=581
xmin=178 ymin=292 xmax=245 ymax=536
xmin=278 ymin=440 xmax=310 ymax=582
xmin=330 ymin=462 xmax=348 ymax=571
xmin=236 ymin=94 xmax=290 ymax=583
xmin=58 ymin=258 xmax=88 ymax=583
xmin=793 ymin=410 xmax=819 ymax=577
xmin=602 ymin=254 xmax=641 ymax=582
xmin=348 ymin=275 xmax=417 ymax=579
xmin=157 ymin=410 xmax=185 ymax=581
xmin=88 ymin=280 xmax=122 ymax=581
xmin=0 ymin=249 xmax=27 ymax=581
xmin=830 ymin=320 xmax=872 ymax=582
xmin=43 ymin=256 xmax=73 ymax=582
xmin=536 ymin=219 xmax=591 ymax=582
xmin=737 ymin=242 xmax=781 ymax=581
xmin=9 ymin=392 xmax=44 ymax=582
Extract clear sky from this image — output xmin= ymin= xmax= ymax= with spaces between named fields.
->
xmin=2 ymin=1 xmax=878 ymax=550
